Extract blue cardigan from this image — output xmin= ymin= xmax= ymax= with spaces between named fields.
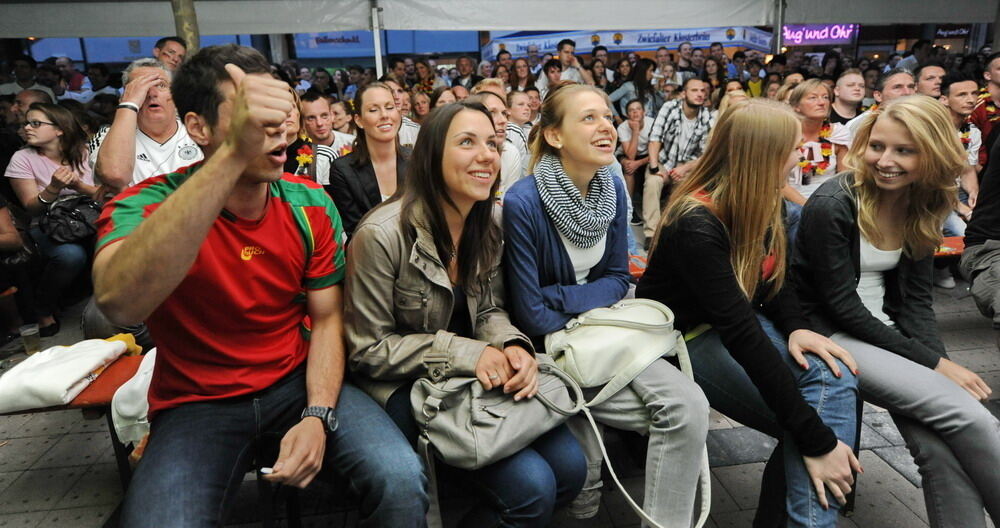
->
xmin=502 ymin=174 xmax=631 ymax=339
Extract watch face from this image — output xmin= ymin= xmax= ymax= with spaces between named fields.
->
xmin=325 ymin=414 xmax=339 ymax=433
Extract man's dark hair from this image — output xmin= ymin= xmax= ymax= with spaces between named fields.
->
xmin=172 ymin=44 xmax=271 ymax=127
xmin=523 ymin=86 xmax=540 ymax=95
xmin=300 ymin=90 xmax=329 ymax=104
xmin=88 ymin=63 xmax=110 ymax=76
xmin=36 ymin=63 xmax=59 ymax=77
xmin=940 ymin=71 xmax=978 ymax=96
xmin=543 ymin=58 xmax=562 ymax=73
xmin=986 ymin=52 xmax=1000 ymax=70
xmin=556 ymin=39 xmax=576 ymax=52
xmin=911 ymin=39 xmax=932 ymax=54
xmin=154 ymin=36 xmax=187 ymax=50
xmin=913 ymin=62 xmax=944 ymax=79
xmin=388 ymin=57 xmax=404 ymax=70
xmin=593 ymin=45 xmax=608 ymax=55
xmin=681 ymin=76 xmax=703 ymax=91
xmin=769 ymin=53 xmax=787 ymax=66
xmin=733 ymin=51 xmax=746 ymax=61
xmin=656 ymin=46 xmax=668 ymax=52
xmin=496 ymin=49 xmax=512 ymax=60
xmin=876 ymin=67 xmax=915 ymax=92
xmin=348 ymin=64 xmax=363 ymax=74
xmin=11 ymin=55 xmax=36 ymax=69
xmin=710 ymin=42 xmax=723 ymax=49
xmin=748 ymin=59 xmax=763 ymax=70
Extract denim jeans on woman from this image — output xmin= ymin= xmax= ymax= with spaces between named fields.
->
xmin=831 ymin=332 xmax=1000 ymax=528
xmin=122 ymin=366 xmax=428 ymax=528
xmin=386 ymin=384 xmax=586 ymax=528
xmin=28 ymin=226 xmax=87 ymax=316
xmin=566 ymin=357 xmax=709 ymax=527
xmin=686 ymin=314 xmax=859 ymax=528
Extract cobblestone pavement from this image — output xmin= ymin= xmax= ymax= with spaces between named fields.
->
xmin=0 ymin=279 xmax=997 ymax=527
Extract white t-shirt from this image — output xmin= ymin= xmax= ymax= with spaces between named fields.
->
xmin=964 ymin=124 xmax=982 ymax=167
xmin=857 ymin=236 xmax=901 ymax=327
xmin=616 ymin=118 xmax=653 ymax=157
xmin=843 ymin=110 xmax=873 ymax=147
xmin=787 ymin=123 xmax=851 ymax=199
xmin=677 ymin=114 xmax=697 ymax=152
xmin=558 ymin=232 xmax=607 ymax=285
xmin=89 ymin=120 xmax=204 ymax=187
xmin=0 ymin=82 xmax=55 ymax=101
xmin=398 ymin=116 xmax=420 ymax=149
xmin=498 ymin=145 xmax=524 ymax=201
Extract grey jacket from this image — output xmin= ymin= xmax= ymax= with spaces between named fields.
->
xmin=345 ymin=200 xmax=531 ymax=405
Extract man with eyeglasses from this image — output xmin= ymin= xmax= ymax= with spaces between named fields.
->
xmin=90 ymin=58 xmax=203 ymax=193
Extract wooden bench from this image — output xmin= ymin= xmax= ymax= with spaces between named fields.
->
xmin=0 ymin=354 xmax=142 ymax=487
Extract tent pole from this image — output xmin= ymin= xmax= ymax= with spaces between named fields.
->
xmin=773 ymin=0 xmax=786 ymax=54
xmin=170 ymin=0 xmax=200 ymax=53
xmin=371 ymin=0 xmax=384 ymax=77
xmin=994 ymin=0 xmax=1000 ymax=52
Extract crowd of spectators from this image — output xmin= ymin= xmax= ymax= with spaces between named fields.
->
xmin=1 ymin=30 xmax=1000 ymax=527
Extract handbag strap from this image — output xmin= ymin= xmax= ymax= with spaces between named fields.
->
xmin=577 ymin=407 xmax=711 ymax=528
xmin=584 ymin=330 xmax=680 ymax=408
xmin=533 ymin=359 xmax=587 ymax=416
xmin=577 ymin=327 xmax=711 ymax=528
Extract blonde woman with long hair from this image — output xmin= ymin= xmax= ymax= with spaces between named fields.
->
xmin=636 ymin=98 xmax=861 ymax=528
xmin=503 ymin=83 xmax=709 ymax=525
xmin=793 ymin=95 xmax=1000 ymax=528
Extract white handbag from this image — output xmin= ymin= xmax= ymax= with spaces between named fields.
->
xmin=545 ymin=299 xmax=691 ymax=405
xmin=545 ymin=298 xmax=710 ymax=528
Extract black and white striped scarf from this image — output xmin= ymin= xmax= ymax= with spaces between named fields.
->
xmin=534 ymin=153 xmax=617 ymax=249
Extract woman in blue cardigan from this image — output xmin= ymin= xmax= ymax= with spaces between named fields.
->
xmin=502 ymin=82 xmax=709 ymax=525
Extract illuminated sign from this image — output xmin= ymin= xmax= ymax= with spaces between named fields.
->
xmin=782 ymin=24 xmax=858 ymax=46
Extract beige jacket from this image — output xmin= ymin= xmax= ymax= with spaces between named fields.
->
xmin=345 ymin=200 xmax=531 ymax=405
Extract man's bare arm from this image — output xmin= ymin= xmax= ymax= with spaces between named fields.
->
xmin=93 ymin=74 xmax=161 ymax=192
xmin=94 ymin=66 xmax=294 ymax=325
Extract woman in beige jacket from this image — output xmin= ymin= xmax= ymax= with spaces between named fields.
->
xmin=344 ymin=100 xmax=585 ymax=527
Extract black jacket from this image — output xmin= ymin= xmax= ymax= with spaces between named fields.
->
xmin=636 ymin=205 xmax=836 ymax=457
xmin=792 ymin=173 xmax=947 ymax=369
xmin=325 ymin=151 xmax=408 ymax=240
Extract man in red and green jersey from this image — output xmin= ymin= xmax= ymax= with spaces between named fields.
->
xmin=971 ymin=52 xmax=1000 ymax=171
xmin=93 ymin=45 xmax=426 ymax=527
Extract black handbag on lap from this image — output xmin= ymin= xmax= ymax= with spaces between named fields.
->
xmin=40 ymin=194 xmax=102 ymax=244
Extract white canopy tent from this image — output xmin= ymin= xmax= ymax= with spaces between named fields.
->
xmin=4 ymin=0 xmax=995 ymax=38
xmin=0 ymin=0 xmax=995 ymax=64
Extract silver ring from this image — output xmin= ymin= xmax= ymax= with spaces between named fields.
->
xmin=488 ymin=374 xmax=500 ymax=380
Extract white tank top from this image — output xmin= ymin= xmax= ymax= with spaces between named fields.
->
xmin=856 ymin=236 xmax=901 ymax=327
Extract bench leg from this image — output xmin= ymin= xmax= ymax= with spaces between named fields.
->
xmin=104 ymin=408 xmax=133 ymax=489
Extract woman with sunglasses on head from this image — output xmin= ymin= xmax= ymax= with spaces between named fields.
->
xmin=503 ymin=82 xmax=709 ymax=525
xmin=325 ymin=82 xmax=407 ymax=241
xmin=5 ymin=103 xmax=99 ymax=336
xmin=793 ymin=95 xmax=1000 ymax=528
xmin=637 ymin=98 xmax=861 ymax=528
xmin=345 ymin=100 xmax=585 ymax=527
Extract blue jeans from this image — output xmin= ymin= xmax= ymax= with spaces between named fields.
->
xmin=28 ymin=226 xmax=87 ymax=316
xmin=785 ymin=200 xmax=803 ymax=245
xmin=121 ymin=366 xmax=428 ymax=527
xmin=386 ymin=385 xmax=586 ymax=528
xmin=686 ymin=315 xmax=859 ymax=528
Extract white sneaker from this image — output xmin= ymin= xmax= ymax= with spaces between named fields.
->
xmin=566 ymin=487 xmax=601 ymax=519
xmin=934 ymin=268 xmax=956 ymax=289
